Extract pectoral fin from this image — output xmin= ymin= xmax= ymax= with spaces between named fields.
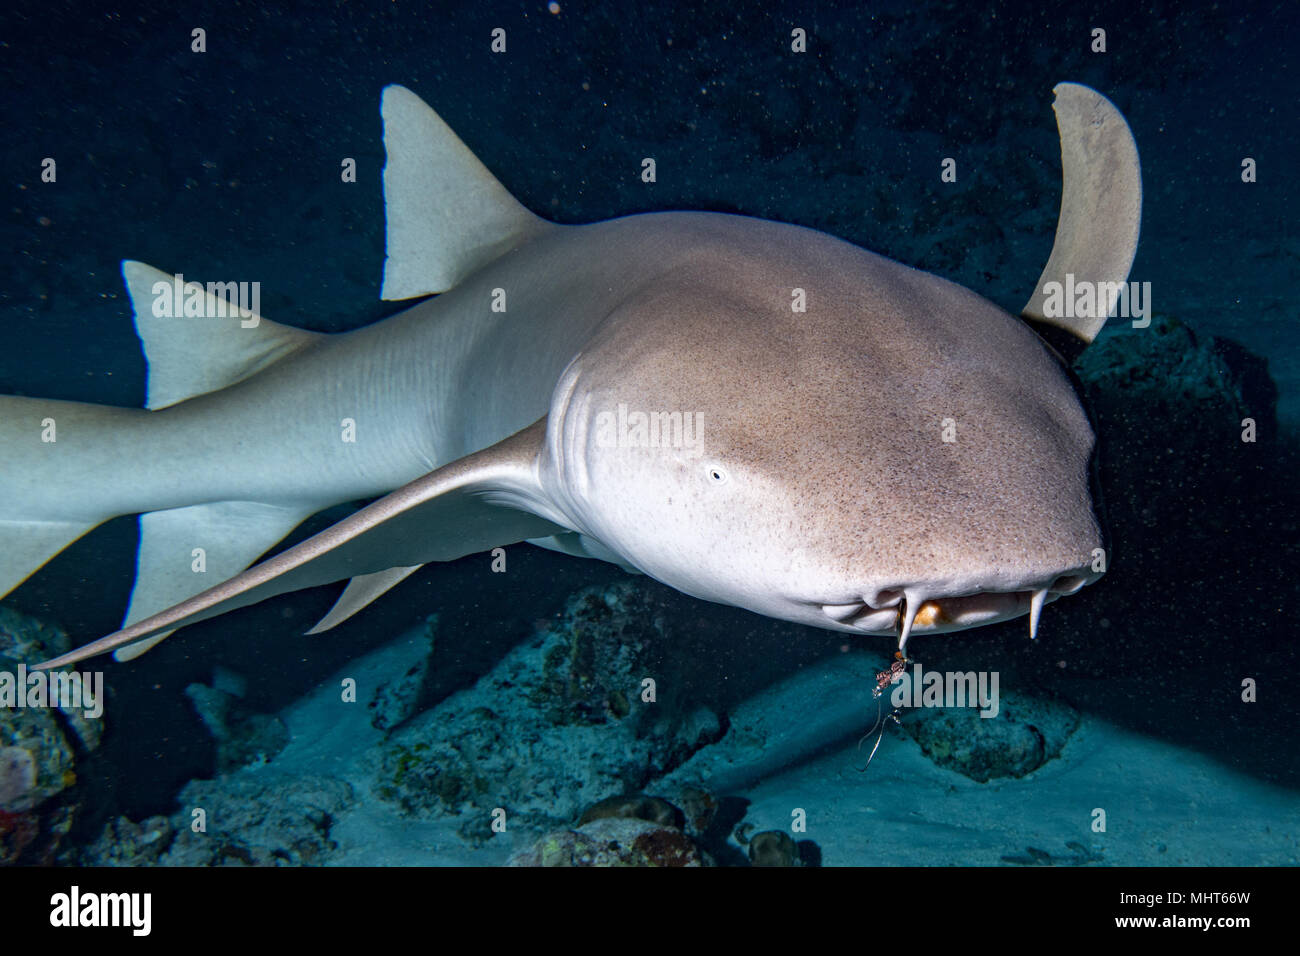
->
xmin=37 ymin=419 xmax=565 ymax=669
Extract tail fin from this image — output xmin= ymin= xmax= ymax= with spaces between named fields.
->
xmin=0 ymin=396 xmax=135 ymax=600
xmin=0 ymin=516 xmax=99 ymax=600
xmin=2 ymin=262 xmax=325 ymax=659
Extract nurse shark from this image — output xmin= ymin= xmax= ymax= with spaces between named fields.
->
xmin=2 ymin=82 xmax=1140 ymax=670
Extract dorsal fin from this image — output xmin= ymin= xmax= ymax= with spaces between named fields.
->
xmin=379 ymin=85 xmax=550 ymax=300
xmin=123 ymin=261 xmax=322 ymax=410
xmin=1021 ymin=83 xmax=1142 ymax=357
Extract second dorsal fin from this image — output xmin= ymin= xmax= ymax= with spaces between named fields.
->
xmin=123 ymin=260 xmax=321 ymax=410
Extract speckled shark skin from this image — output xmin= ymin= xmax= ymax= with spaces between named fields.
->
xmin=18 ymin=82 xmax=1140 ymax=670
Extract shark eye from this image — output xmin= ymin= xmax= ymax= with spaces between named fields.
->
xmin=706 ymin=465 xmax=729 ymax=485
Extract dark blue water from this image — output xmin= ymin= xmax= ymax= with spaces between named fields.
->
xmin=0 ymin=0 xmax=1296 ymax=865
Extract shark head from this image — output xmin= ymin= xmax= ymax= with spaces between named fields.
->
xmin=540 ymin=220 xmax=1107 ymax=648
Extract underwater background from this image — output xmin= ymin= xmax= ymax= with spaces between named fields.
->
xmin=0 ymin=0 xmax=1296 ymax=865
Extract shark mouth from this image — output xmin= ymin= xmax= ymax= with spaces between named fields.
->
xmin=820 ymin=574 xmax=1090 ymax=651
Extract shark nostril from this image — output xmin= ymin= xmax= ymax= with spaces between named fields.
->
xmin=821 ymin=602 xmax=866 ymax=623
xmin=820 ymin=602 xmax=900 ymax=632
xmin=867 ymin=588 xmax=904 ymax=609
xmin=1050 ymin=574 xmax=1087 ymax=595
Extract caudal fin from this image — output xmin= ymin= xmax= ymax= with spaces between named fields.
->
xmin=0 ymin=395 xmax=135 ymax=600
xmin=0 ymin=515 xmax=99 ymax=600
xmin=2 ymin=262 xmax=326 ymax=659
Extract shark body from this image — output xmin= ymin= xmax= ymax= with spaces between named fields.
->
xmin=0 ymin=83 xmax=1141 ymax=669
